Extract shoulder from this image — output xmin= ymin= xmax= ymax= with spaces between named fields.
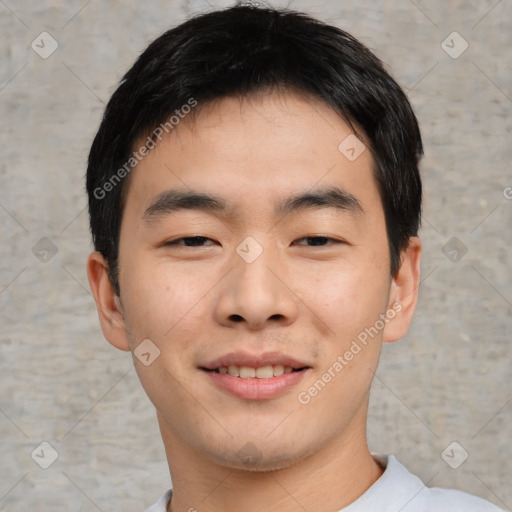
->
xmin=422 ymin=486 xmax=505 ymax=511
xmin=144 ymin=489 xmax=172 ymax=512
xmin=371 ymin=455 xmax=505 ymax=512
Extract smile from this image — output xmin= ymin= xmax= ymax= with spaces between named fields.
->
xmin=202 ymin=367 xmax=311 ymax=400
xmin=205 ymin=364 xmax=306 ymax=379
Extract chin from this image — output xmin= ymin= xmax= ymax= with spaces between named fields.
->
xmin=205 ymin=438 xmax=316 ymax=473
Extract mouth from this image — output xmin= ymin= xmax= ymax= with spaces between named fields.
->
xmin=200 ymin=352 xmax=312 ymax=400
xmin=200 ymin=351 xmax=311 ymax=377
xmin=202 ymin=364 xmax=309 ymax=379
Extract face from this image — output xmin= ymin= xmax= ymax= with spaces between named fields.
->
xmin=89 ymin=90 xmax=419 ymax=472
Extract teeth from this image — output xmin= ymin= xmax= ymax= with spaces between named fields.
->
xmin=255 ymin=366 xmax=273 ymax=378
xmin=227 ymin=365 xmax=239 ymax=377
xmin=216 ymin=364 xmax=297 ymax=378
xmin=273 ymin=365 xmax=285 ymax=376
xmin=240 ymin=366 xmax=256 ymax=378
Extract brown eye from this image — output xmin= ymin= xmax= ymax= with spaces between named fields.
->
xmin=294 ymin=236 xmax=340 ymax=247
xmin=166 ymin=236 xmax=215 ymax=247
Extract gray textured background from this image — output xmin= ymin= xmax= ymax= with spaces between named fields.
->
xmin=1 ymin=0 xmax=511 ymax=510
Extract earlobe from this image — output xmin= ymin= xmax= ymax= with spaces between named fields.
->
xmin=87 ymin=252 xmax=131 ymax=351
xmin=382 ymin=237 xmax=422 ymax=344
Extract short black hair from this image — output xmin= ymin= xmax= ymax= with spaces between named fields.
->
xmin=86 ymin=3 xmax=423 ymax=296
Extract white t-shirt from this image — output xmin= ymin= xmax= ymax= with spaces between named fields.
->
xmin=144 ymin=454 xmax=505 ymax=511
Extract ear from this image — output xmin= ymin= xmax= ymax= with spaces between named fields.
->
xmin=87 ymin=251 xmax=131 ymax=351
xmin=382 ymin=237 xmax=422 ymax=343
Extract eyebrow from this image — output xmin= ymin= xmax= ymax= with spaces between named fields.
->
xmin=142 ymin=186 xmax=364 ymax=222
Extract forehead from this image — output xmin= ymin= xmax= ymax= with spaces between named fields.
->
xmin=123 ymin=90 xmax=382 ymax=223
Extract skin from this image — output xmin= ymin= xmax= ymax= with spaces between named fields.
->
xmin=88 ymin=89 xmax=421 ymax=512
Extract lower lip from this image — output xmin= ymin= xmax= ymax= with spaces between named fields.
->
xmin=203 ymin=369 xmax=310 ymax=400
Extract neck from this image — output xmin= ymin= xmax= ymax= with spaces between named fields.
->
xmin=158 ymin=406 xmax=383 ymax=512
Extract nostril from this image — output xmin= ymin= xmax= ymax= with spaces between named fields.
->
xmin=230 ymin=314 xmax=244 ymax=322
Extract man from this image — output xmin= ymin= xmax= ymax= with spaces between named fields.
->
xmin=86 ymin=4 xmax=504 ymax=511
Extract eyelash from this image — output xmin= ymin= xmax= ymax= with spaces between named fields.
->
xmin=164 ymin=235 xmax=343 ymax=247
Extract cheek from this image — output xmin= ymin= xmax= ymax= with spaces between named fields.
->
xmin=296 ymin=263 xmax=390 ymax=340
xmin=119 ymin=255 xmax=204 ymax=341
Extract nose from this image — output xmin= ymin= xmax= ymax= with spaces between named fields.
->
xmin=213 ymin=241 xmax=299 ymax=330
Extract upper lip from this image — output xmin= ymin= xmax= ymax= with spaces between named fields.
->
xmin=201 ymin=351 xmax=311 ymax=370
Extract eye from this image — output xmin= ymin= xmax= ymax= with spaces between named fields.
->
xmin=165 ymin=236 xmax=216 ymax=247
xmin=293 ymin=236 xmax=342 ymax=247
xmin=164 ymin=235 xmax=343 ymax=248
